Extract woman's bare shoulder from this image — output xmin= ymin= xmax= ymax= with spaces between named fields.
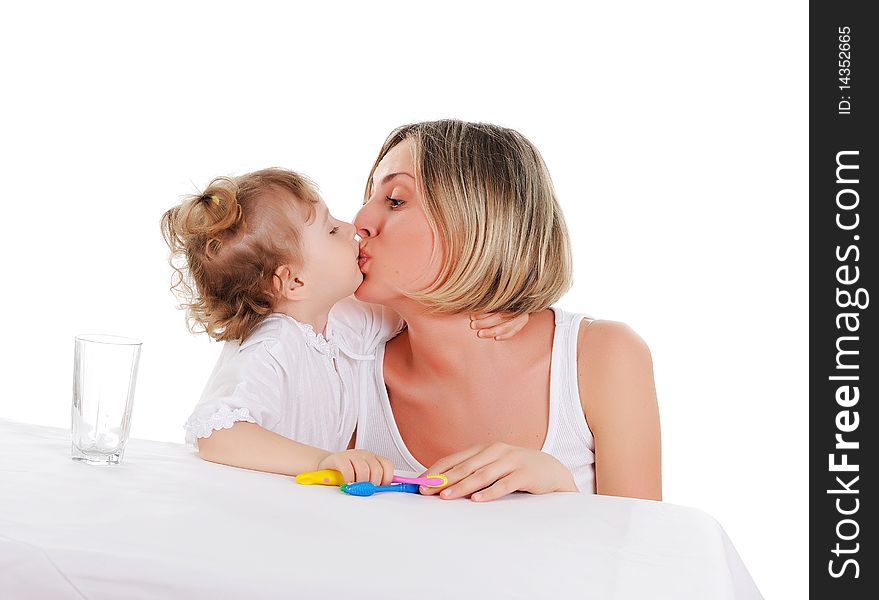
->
xmin=577 ymin=319 xmax=651 ymax=357
xmin=575 ymin=319 xmax=656 ymax=424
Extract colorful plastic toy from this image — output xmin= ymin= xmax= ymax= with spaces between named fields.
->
xmin=392 ymin=474 xmax=448 ymax=488
xmin=340 ymin=482 xmax=421 ymax=497
xmin=295 ymin=469 xmax=345 ymax=486
xmin=295 ymin=469 xmax=448 ymax=489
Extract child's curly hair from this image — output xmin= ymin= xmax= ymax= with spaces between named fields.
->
xmin=161 ymin=168 xmax=320 ymax=343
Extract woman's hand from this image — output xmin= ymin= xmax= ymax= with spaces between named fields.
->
xmin=418 ymin=442 xmax=578 ymax=502
xmin=469 ymin=312 xmax=529 ymax=340
xmin=317 ymin=450 xmax=395 ymax=486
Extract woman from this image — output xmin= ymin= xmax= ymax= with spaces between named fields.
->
xmin=353 ymin=120 xmax=661 ymax=502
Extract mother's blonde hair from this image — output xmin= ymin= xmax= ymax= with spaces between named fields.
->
xmin=365 ymin=119 xmax=573 ymax=317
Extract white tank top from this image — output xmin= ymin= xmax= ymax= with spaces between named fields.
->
xmin=355 ymin=306 xmax=597 ymax=493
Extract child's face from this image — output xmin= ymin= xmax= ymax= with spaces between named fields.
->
xmin=294 ymin=198 xmax=363 ymax=304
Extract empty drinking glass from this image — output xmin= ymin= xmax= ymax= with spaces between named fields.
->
xmin=71 ymin=334 xmax=142 ymax=464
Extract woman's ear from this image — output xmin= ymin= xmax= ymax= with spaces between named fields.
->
xmin=273 ymin=265 xmax=304 ymax=299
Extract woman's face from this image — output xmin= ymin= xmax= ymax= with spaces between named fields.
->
xmin=354 ymin=138 xmax=442 ymax=306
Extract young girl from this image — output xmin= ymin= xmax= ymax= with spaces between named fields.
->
xmin=160 ymin=167 xmax=526 ymax=486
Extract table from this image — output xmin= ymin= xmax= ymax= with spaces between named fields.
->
xmin=0 ymin=418 xmax=763 ymax=599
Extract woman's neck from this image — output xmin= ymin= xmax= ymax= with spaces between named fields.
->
xmin=390 ymin=301 xmax=547 ymax=382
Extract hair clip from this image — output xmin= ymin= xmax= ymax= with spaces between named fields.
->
xmin=210 ymin=195 xmax=220 ymax=206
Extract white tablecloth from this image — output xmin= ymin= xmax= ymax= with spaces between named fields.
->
xmin=0 ymin=418 xmax=762 ymax=599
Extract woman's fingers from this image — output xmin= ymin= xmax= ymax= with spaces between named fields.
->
xmin=471 ymin=474 xmax=520 ymax=502
xmin=422 ymin=445 xmax=486 ymax=477
xmin=418 ymin=446 xmax=569 ymax=500
xmin=428 ymin=444 xmax=509 ymax=497
xmin=419 ymin=445 xmax=488 ymax=495
xmin=439 ymin=461 xmax=513 ymax=500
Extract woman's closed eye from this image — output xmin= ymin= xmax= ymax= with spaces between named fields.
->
xmin=386 ymin=196 xmax=405 ymax=209
xmin=330 ymin=226 xmax=340 ymax=235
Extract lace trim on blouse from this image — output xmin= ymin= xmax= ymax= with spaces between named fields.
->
xmin=294 ymin=320 xmax=340 ymax=357
xmin=184 ymin=406 xmax=257 ymax=439
xmin=274 ymin=313 xmax=374 ymax=361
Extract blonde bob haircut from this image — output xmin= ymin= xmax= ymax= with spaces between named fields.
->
xmin=365 ymin=119 xmax=573 ymax=317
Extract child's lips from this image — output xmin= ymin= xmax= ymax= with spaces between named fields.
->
xmin=357 ymin=251 xmax=371 ymax=268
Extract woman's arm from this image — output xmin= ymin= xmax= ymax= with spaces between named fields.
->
xmin=196 ymin=422 xmax=396 ymax=485
xmin=578 ymin=320 xmax=662 ymax=500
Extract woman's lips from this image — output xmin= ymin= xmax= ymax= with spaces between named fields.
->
xmin=357 ymin=250 xmax=371 ymax=269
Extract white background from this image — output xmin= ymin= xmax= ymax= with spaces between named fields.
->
xmin=0 ymin=2 xmax=806 ymax=597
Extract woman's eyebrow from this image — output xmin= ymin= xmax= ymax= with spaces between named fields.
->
xmin=376 ymin=172 xmax=415 ymax=187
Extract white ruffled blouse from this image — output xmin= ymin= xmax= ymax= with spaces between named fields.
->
xmin=183 ymin=296 xmax=404 ymax=453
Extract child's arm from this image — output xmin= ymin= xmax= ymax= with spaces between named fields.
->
xmin=188 ymin=335 xmax=394 ymax=483
xmin=197 ymin=421 xmax=396 ymax=485
xmin=469 ymin=312 xmax=530 ymax=340
xmin=330 ymin=295 xmax=532 ymax=352
xmin=196 ymin=421 xmax=330 ymax=476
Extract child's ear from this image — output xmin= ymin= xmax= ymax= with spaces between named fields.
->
xmin=273 ymin=265 xmax=304 ymax=299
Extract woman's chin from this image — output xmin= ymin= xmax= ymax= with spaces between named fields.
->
xmin=353 ymin=284 xmax=371 ymax=302
xmin=353 ymin=282 xmax=385 ymax=304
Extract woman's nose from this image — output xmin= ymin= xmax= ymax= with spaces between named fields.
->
xmin=354 ymin=205 xmax=375 ymax=239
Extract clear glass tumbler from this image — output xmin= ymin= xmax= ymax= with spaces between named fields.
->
xmin=71 ymin=334 xmax=142 ymax=465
